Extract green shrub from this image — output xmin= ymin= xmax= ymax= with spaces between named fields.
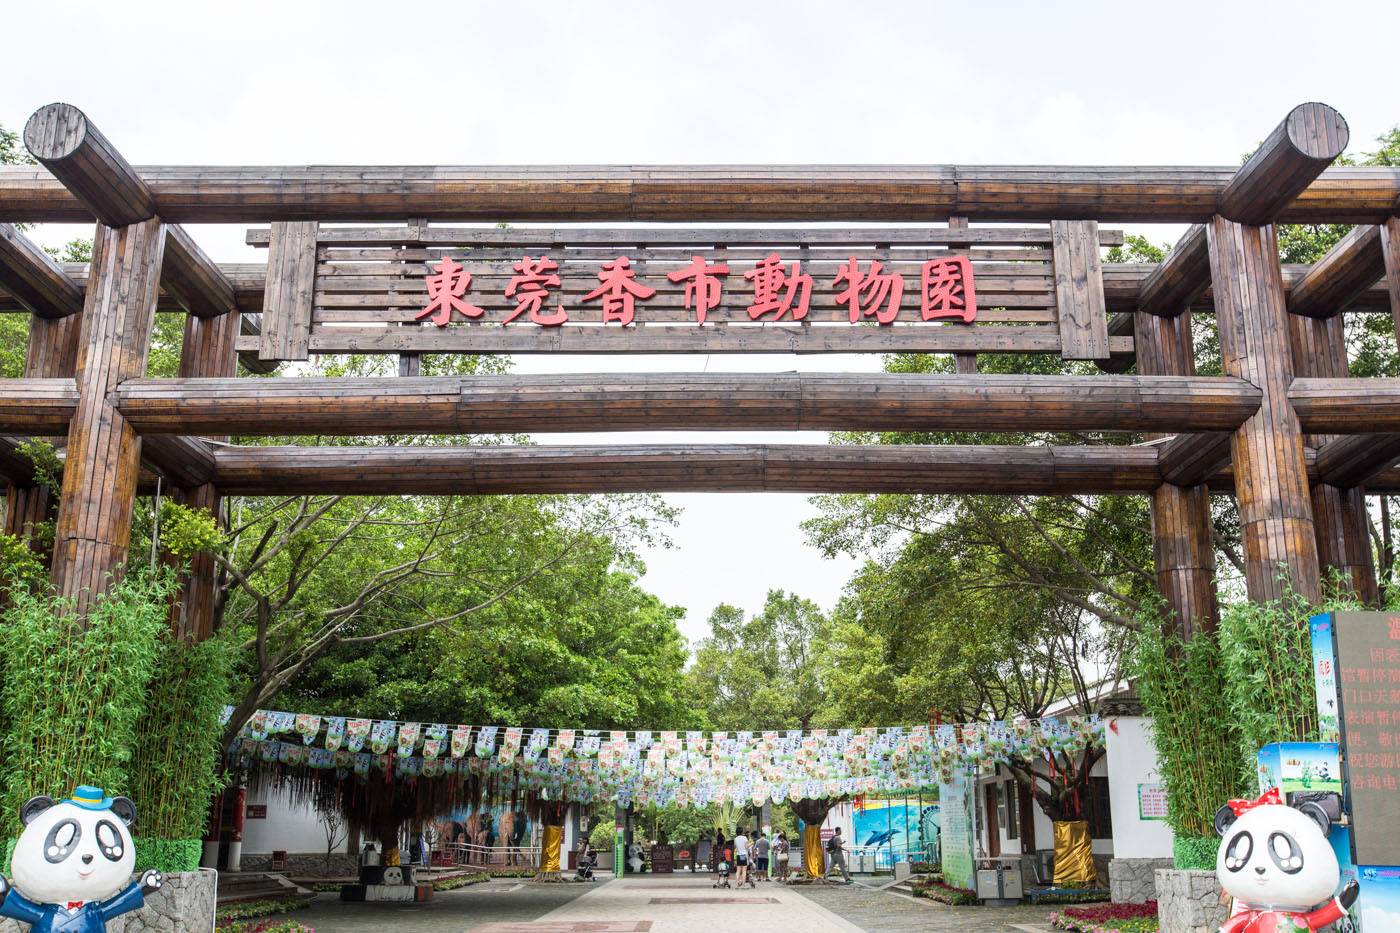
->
xmin=128 ymin=629 xmax=235 ymax=840
xmin=134 ymin=837 xmax=204 ymax=873
xmin=1172 ymin=836 xmax=1218 ymax=871
xmin=215 ymin=897 xmax=311 ymax=927
xmin=433 ymin=872 xmax=490 ymax=891
xmin=1130 ymin=616 xmax=1252 ymax=843
xmin=1218 ymin=589 xmax=1319 ymax=759
xmin=0 ymin=570 xmax=175 ymax=833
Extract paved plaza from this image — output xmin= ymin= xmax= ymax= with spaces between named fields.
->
xmin=297 ymin=875 xmax=1060 ymax=932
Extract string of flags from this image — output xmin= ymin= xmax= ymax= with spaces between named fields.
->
xmin=223 ymin=707 xmax=1103 ymax=808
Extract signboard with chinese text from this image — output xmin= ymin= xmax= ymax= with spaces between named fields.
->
xmin=245 ymin=804 xmax=267 ymax=819
xmin=1332 ymin=611 xmax=1400 ymax=866
xmin=1136 ymin=784 xmax=1168 ymax=821
xmin=939 ymin=770 xmax=976 ymax=890
xmin=243 ymin=224 xmax=1129 ymax=360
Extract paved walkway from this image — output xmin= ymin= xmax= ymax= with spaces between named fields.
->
xmin=296 ymin=875 xmax=1060 ymax=932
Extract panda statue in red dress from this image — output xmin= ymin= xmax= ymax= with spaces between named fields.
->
xmin=1213 ymin=788 xmax=1359 ymax=933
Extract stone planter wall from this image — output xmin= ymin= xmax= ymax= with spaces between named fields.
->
xmin=0 ymin=870 xmax=217 ymax=933
xmin=1155 ymin=868 xmax=1230 ymax=933
xmin=240 ymin=851 xmax=358 ymax=876
xmin=1110 ymin=857 xmax=1173 ymax=904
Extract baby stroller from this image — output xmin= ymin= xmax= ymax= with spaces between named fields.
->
xmin=575 ymin=847 xmax=598 ymax=882
xmin=712 ymin=857 xmax=732 ymax=889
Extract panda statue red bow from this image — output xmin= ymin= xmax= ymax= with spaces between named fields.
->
xmin=0 ymin=786 xmax=162 ymax=933
xmin=1213 ymin=788 xmax=1359 ymax=933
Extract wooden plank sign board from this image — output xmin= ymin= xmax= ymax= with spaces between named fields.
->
xmin=242 ymin=224 xmax=1128 ymax=359
xmin=1331 ymin=611 xmax=1400 ymax=866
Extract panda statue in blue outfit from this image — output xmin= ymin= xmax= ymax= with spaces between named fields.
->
xmin=0 ymin=786 xmax=163 ymax=933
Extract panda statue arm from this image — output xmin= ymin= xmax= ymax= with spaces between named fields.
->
xmin=96 ymin=871 xmax=162 ymax=922
xmin=0 ymin=876 xmax=48 ymax=926
xmin=1300 ymin=879 xmax=1360 ymax=930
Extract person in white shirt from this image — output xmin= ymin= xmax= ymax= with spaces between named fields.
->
xmin=732 ymin=828 xmax=751 ymax=887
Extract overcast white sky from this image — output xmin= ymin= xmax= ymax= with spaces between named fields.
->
xmin=6 ymin=0 xmax=1399 ymax=644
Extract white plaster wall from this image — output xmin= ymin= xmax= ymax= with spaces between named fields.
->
xmin=242 ymin=784 xmax=349 ymax=855
xmin=1104 ymin=716 xmax=1174 ymax=859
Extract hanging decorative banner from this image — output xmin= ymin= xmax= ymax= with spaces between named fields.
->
xmin=231 ymin=708 xmax=1105 ymax=809
xmin=370 ymin=720 xmax=396 ymax=755
xmin=296 ymin=714 xmax=322 ymax=745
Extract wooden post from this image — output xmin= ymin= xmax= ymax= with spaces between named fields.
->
xmin=50 ymin=219 xmax=166 ymax=614
xmin=1136 ymin=310 xmax=1219 ymax=635
xmin=169 ymin=310 xmax=239 ymax=641
xmin=1208 ymin=218 xmax=1321 ymax=601
xmin=1384 ymin=218 xmax=1400 ymax=361
xmin=1289 ymin=313 xmax=1379 ymax=603
xmin=4 ymin=315 xmax=81 ymax=549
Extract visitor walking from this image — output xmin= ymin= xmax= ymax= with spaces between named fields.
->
xmin=825 ymin=827 xmax=852 ymax=883
xmin=733 ymin=827 xmax=753 ymax=888
xmin=754 ymin=830 xmax=770 ymax=881
xmin=773 ymin=831 xmax=791 ymax=882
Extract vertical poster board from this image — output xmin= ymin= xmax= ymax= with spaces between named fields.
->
xmin=939 ymin=771 xmax=976 ymax=890
xmin=1312 ymin=612 xmax=1400 ymax=930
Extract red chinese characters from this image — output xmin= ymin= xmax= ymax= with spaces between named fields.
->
xmin=745 ymin=253 xmax=812 ymax=321
xmin=919 ymin=256 xmax=977 ymax=323
xmin=505 ymin=256 xmax=568 ymax=326
xmin=666 ymin=255 xmax=730 ymax=325
xmin=834 ymin=258 xmax=904 ymax=325
xmin=418 ymin=256 xmax=483 ymax=327
xmin=582 ymin=257 xmax=655 ymax=326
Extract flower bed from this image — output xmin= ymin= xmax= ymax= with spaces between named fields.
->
xmin=1050 ymin=901 xmax=1159 ymax=933
xmin=910 ymin=878 xmax=979 ymax=905
xmin=215 ymin=898 xmax=312 ymax=928
xmin=434 ymin=872 xmax=492 ymax=891
xmin=219 ymin=920 xmax=315 ymax=933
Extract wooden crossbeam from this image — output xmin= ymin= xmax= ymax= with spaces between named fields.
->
xmin=4 ymin=163 xmax=1397 ymax=226
xmin=23 ymin=104 xmax=239 ymax=321
xmin=1157 ymin=432 xmax=1234 ymax=487
xmin=140 ymin=434 xmax=216 ymax=488
xmin=1313 ymin=434 xmax=1400 ymax=488
xmin=1218 ymin=102 xmax=1350 ymax=225
xmin=210 ymin=443 xmax=1164 ymax=497
xmin=1288 ymin=225 xmax=1387 ymax=318
xmin=162 ymin=226 xmax=237 ymax=318
xmin=1292 ymin=378 xmax=1400 ymax=432
xmin=0 ymin=224 xmax=84 ymax=319
xmin=0 ymin=378 xmax=78 ymax=433
xmin=1138 ymin=224 xmax=1210 ymax=317
xmin=111 ymin=373 xmax=1261 ymax=437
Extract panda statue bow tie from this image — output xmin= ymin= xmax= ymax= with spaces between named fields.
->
xmin=1224 ymin=788 xmax=1282 ymax=817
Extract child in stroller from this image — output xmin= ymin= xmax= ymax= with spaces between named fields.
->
xmin=575 ymin=842 xmax=598 ymax=882
xmin=712 ymin=845 xmax=733 ymax=889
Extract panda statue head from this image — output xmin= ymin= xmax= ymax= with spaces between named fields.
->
xmin=9 ymin=786 xmax=137 ymax=906
xmin=1214 ymin=788 xmax=1339 ymax=911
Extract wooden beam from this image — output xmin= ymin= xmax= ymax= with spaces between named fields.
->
xmin=113 ymin=373 xmax=1262 ymax=437
xmin=0 ymin=224 xmax=84 ymax=319
xmin=1291 ymin=378 xmax=1400 ymax=432
xmin=1209 ymin=216 xmax=1321 ymax=601
xmin=50 ymin=219 xmax=166 ymax=615
xmin=1157 ymin=432 xmax=1233 ymax=488
xmin=1139 ymin=224 xmax=1210 ymax=317
xmin=22 ymin=103 xmax=155 ymax=226
xmin=1218 ymin=102 xmax=1350 ymax=225
xmin=1287 ymin=225 xmax=1386 ymax=318
xmin=1313 ymin=435 xmax=1400 ymax=489
xmin=0 ymin=378 xmax=79 ymax=433
xmin=210 ymin=443 xmax=1163 ymax=496
xmin=162 ymin=225 xmax=237 ymax=318
xmin=140 ymin=435 xmax=216 ymax=488
xmin=4 ymin=162 xmax=1397 ymax=225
